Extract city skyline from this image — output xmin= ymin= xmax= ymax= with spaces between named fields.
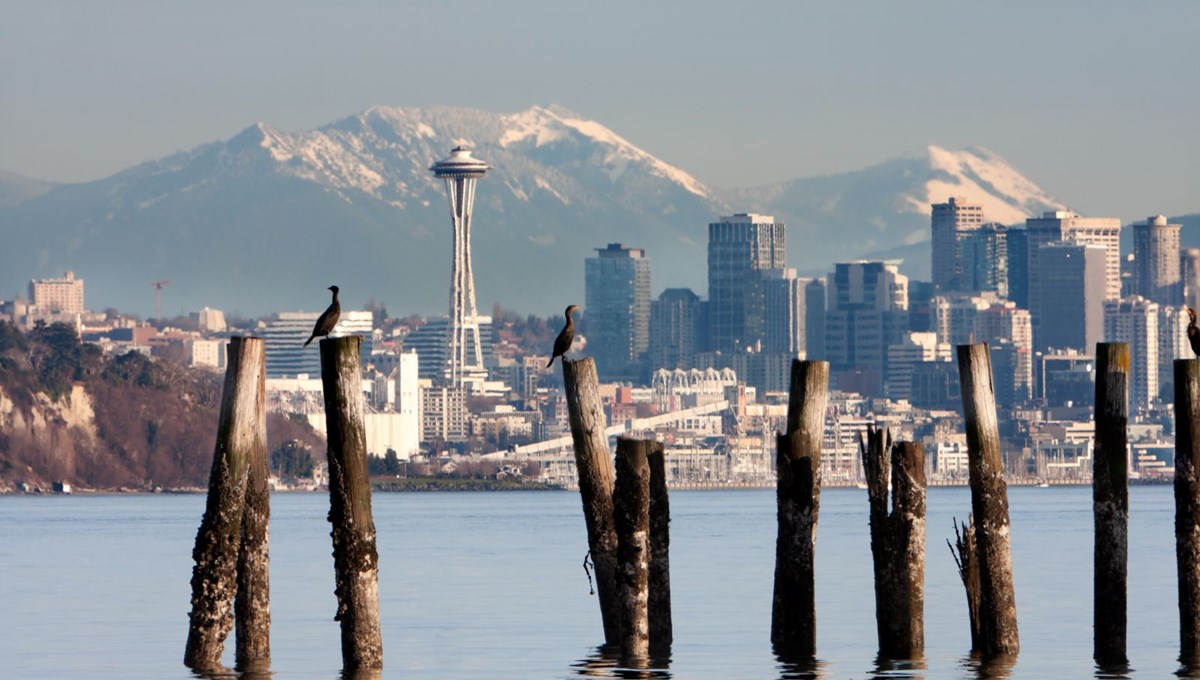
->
xmin=1 ymin=2 xmax=1197 ymax=221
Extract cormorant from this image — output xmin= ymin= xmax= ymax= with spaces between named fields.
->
xmin=303 ymin=285 xmax=341 ymax=347
xmin=547 ymin=304 xmax=579 ymax=368
xmin=1189 ymin=307 xmax=1200 ymax=357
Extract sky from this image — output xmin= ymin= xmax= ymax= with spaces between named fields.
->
xmin=1 ymin=0 xmax=1198 ymax=220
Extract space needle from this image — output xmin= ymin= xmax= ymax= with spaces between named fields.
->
xmin=430 ymin=146 xmax=490 ymax=389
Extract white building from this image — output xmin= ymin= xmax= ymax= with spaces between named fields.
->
xmin=29 ymin=270 xmax=85 ymax=314
xmin=189 ymin=338 xmax=227 ymax=370
xmin=886 ymin=332 xmax=950 ymax=400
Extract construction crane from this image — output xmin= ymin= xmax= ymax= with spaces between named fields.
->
xmin=153 ymin=280 xmax=171 ymax=320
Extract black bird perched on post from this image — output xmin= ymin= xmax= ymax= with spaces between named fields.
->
xmin=1188 ymin=308 xmax=1200 ymax=357
xmin=303 ymin=285 xmax=341 ymax=347
xmin=547 ymin=304 xmax=579 ymax=368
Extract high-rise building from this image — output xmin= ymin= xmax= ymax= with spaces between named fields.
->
xmin=430 ymin=146 xmax=490 ymax=389
xmin=649 ymin=288 xmax=701 ymax=371
xmin=975 ymin=304 xmax=1033 ymax=404
xmin=1132 ymin=215 xmax=1182 ymax=305
xmin=931 ymin=197 xmax=985 ymax=291
xmin=804 ymin=278 xmax=827 ymax=360
xmin=585 ymin=243 xmax=651 ymax=380
xmin=707 ymin=213 xmax=786 ymax=353
xmin=886 ymin=331 xmax=949 ymax=400
xmin=1182 ymin=248 xmax=1200 ymax=309
xmin=960 ymin=223 xmax=1009 ymax=298
xmin=1006 ymin=227 xmax=1030 ymax=308
xmin=761 ymin=268 xmax=807 ymax=355
xmin=1026 ymin=210 xmax=1122 ymax=307
xmin=930 ymin=292 xmax=1002 ymax=347
xmin=263 ymin=310 xmax=374 ymax=378
xmin=28 ymin=270 xmax=84 ymax=314
xmin=1159 ymin=305 xmax=1191 ymax=402
xmin=402 ymin=316 xmax=494 ymax=381
xmin=1035 ymin=242 xmax=1106 ymax=352
xmin=825 ymin=260 xmax=909 ymax=394
xmin=1104 ymin=296 xmax=1160 ymax=412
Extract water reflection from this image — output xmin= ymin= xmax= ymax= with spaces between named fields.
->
xmin=958 ymin=653 xmax=1016 ymax=680
xmin=1093 ymin=658 xmax=1132 ymax=679
xmin=869 ymin=653 xmax=926 ymax=679
xmin=572 ymin=645 xmax=672 ymax=679
xmin=1176 ymin=659 xmax=1200 ymax=679
xmin=774 ymin=652 xmax=823 ymax=680
xmin=338 ymin=669 xmax=382 ymax=680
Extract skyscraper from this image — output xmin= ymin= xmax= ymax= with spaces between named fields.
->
xmin=825 ymin=260 xmax=909 ymax=394
xmin=761 ymin=268 xmax=807 ymax=355
xmin=707 ymin=213 xmax=786 ymax=353
xmin=1026 ymin=210 xmax=1123 ymax=304
xmin=1104 ymin=296 xmax=1159 ymax=412
xmin=430 ymin=146 xmax=490 ymax=389
xmin=930 ymin=197 xmax=985 ymax=291
xmin=960 ymin=223 xmax=1009 ymax=298
xmin=1035 ymin=242 xmax=1106 ymax=352
xmin=1132 ymin=214 xmax=1182 ymax=305
xmin=649 ymin=288 xmax=701 ymax=371
xmin=804 ymin=278 xmax=827 ymax=360
xmin=1183 ymin=248 xmax=1200 ymax=309
xmin=585 ymin=243 xmax=651 ymax=380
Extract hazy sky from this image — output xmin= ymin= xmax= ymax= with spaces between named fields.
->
xmin=2 ymin=1 xmax=1197 ymax=219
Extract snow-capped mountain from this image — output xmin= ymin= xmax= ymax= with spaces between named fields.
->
xmin=0 ymin=105 xmax=1068 ymax=316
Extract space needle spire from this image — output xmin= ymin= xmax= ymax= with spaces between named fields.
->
xmin=430 ymin=145 xmax=490 ymax=389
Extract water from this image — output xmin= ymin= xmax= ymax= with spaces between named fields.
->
xmin=0 ymin=486 xmax=1182 ymax=678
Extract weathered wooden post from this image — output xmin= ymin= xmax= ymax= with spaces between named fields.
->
xmin=771 ymin=359 xmax=829 ymax=658
xmin=647 ymin=442 xmax=672 ymax=654
xmin=956 ymin=343 xmax=1019 ymax=658
xmin=562 ymin=357 xmax=620 ymax=645
xmin=236 ymin=342 xmax=272 ymax=672
xmin=320 ymin=335 xmax=383 ymax=670
xmin=185 ymin=336 xmax=267 ymax=671
xmin=1094 ymin=343 xmax=1129 ymax=665
xmin=1176 ymin=358 xmax=1200 ymax=665
xmin=860 ymin=425 xmax=926 ymax=659
xmin=613 ymin=438 xmax=651 ymax=663
xmin=949 ymin=517 xmax=982 ymax=652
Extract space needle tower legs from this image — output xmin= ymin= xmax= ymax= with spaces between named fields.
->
xmin=430 ymin=146 xmax=490 ymax=390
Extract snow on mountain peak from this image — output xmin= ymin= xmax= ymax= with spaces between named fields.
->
xmin=912 ymin=144 xmax=1065 ymax=223
xmin=499 ymin=105 xmax=710 ymax=198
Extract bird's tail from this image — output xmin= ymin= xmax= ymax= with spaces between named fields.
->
xmin=303 ymin=336 xmax=314 ymax=347
xmin=546 ymin=355 xmax=554 ymax=369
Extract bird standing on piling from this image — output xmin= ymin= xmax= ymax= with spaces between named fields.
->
xmin=547 ymin=304 xmax=579 ymax=368
xmin=304 ymin=285 xmax=341 ymax=347
xmin=1188 ymin=308 xmax=1200 ymax=357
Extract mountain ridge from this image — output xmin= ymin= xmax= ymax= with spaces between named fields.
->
xmin=0 ymin=105 xmax=1075 ymax=316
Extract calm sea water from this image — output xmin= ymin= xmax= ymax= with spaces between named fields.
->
xmin=0 ymin=486 xmax=1182 ymax=678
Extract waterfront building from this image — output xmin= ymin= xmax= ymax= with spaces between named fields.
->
xmin=707 ymin=213 xmax=786 ymax=353
xmin=585 ymin=243 xmax=651 ymax=380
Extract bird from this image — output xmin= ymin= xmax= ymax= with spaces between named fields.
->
xmin=1189 ymin=307 xmax=1200 ymax=358
xmin=547 ymin=304 xmax=579 ymax=368
xmin=303 ymin=285 xmax=341 ymax=347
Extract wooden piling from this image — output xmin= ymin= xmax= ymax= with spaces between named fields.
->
xmin=563 ymin=357 xmax=620 ymax=645
xmin=1175 ymin=358 xmax=1200 ymax=665
xmin=1093 ymin=343 xmax=1129 ymax=665
xmin=185 ymin=337 xmax=267 ymax=671
xmin=949 ymin=517 xmax=982 ymax=652
xmin=647 ymin=442 xmax=673 ymax=654
xmin=771 ymin=359 xmax=829 ymax=657
xmin=859 ymin=425 xmax=926 ymax=659
xmin=235 ymin=339 xmax=271 ymax=671
xmin=613 ymin=438 xmax=652 ymax=663
xmin=956 ymin=343 xmax=1019 ymax=658
xmin=320 ymin=336 xmax=383 ymax=670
